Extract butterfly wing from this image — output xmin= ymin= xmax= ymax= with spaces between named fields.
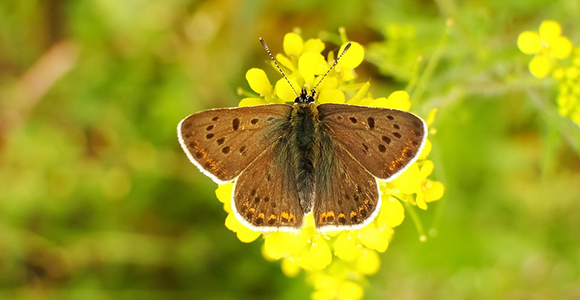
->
xmin=232 ymin=132 xmax=304 ymax=232
xmin=317 ymin=103 xmax=427 ymax=181
xmin=314 ymin=133 xmax=380 ymax=231
xmin=178 ymin=104 xmax=292 ymax=183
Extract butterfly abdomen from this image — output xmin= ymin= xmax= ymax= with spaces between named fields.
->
xmin=291 ymin=104 xmax=319 ymax=214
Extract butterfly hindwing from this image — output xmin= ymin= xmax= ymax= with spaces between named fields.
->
xmin=314 ymin=133 xmax=380 ymax=231
xmin=232 ymin=137 xmax=304 ymax=232
xmin=178 ymin=104 xmax=292 ymax=183
xmin=317 ymin=103 xmax=427 ymax=181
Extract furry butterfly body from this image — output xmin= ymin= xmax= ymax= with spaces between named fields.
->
xmin=178 ymin=90 xmax=427 ymax=233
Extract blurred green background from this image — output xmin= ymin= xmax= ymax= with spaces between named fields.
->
xmin=1 ymin=0 xmax=580 ymax=299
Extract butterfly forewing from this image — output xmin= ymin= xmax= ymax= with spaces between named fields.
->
xmin=318 ymin=103 xmax=427 ymax=181
xmin=232 ymin=138 xmax=304 ymax=232
xmin=314 ymin=135 xmax=380 ymax=231
xmin=178 ymin=104 xmax=292 ymax=183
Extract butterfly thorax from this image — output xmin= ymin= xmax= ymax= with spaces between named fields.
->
xmin=289 ymin=100 xmax=320 ymax=215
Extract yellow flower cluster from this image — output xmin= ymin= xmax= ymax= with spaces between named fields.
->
xmin=217 ymin=31 xmax=444 ymax=300
xmin=518 ymin=20 xmax=580 ymax=126
xmin=517 ymin=20 xmax=572 ymax=79
xmin=553 ymin=48 xmax=580 ymax=125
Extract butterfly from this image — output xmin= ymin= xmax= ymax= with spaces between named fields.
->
xmin=177 ymin=39 xmax=427 ymax=233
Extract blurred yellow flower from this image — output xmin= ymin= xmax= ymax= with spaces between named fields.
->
xmin=518 ymin=20 xmax=580 ymax=127
xmin=517 ymin=20 xmax=573 ymax=78
xmin=215 ymin=30 xmax=444 ymax=299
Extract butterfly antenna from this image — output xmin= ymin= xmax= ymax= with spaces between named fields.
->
xmin=312 ymin=42 xmax=352 ymax=92
xmin=259 ymin=37 xmax=299 ymax=97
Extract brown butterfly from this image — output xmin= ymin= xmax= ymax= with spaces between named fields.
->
xmin=178 ymin=39 xmax=427 ymax=233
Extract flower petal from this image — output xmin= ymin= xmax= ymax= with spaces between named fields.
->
xmin=529 ymin=55 xmax=551 ymax=79
xmin=283 ymin=32 xmax=304 ymax=57
xmin=377 ymin=196 xmax=405 ymax=228
xmin=420 ymin=160 xmax=435 ymax=178
xmin=539 ymin=20 xmax=562 ymax=46
xmin=359 ymin=227 xmax=390 ymax=252
xmin=419 ymin=139 xmax=432 ymax=159
xmin=426 ymin=108 xmax=438 ymax=126
xmin=275 ymin=53 xmax=295 ymax=72
xmin=552 ymin=36 xmax=573 ymax=59
xmin=246 ymin=68 xmax=272 ymax=96
xmin=301 ymin=238 xmax=332 ymax=270
xmin=304 ymin=38 xmax=325 ymax=53
xmin=239 ymin=97 xmax=268 ymax=107
xmin=338 ymin=42 xmax=364 ymax=70
xmin=275 ymin=77 xmax=300 ymax=102
xmin=390 ymin=163 xmax=422 ymax=194
xmin=517 ymin=31 xmax=541 ymax=55
xmin=299 ymin=52 xmax=328 ymax=86
xmin=334 ymin=232 xmax=361 ymax=261
xmin=215 ymin=183 xmax=233 ymax=208
xmin=356 ymin=250 xmax=381 ymax=275
xmin=281 ymin=258 xmax=301 ymax=277
xmin=225 ymin=213 xmax=261 ymax=243
xmin=318 ymin=88 xmax=345 ymax=104
xmin=338 ymin=281 xmax=364 ymax=300
xmin=347 ymin=81 xmax=370 ymax=104
xmin=424 ymin=180 xmax=445 ymax=203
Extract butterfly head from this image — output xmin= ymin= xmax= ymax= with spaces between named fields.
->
xmin=295 ymin=88 xmax=316 ymax=105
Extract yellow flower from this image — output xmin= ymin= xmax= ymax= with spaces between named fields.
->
xmin=517 ymin=20 xmax=573 ymax=78
xmin=555 ymin=49 xmax=580 ymax=127
xmin=215 ymin=30 xmax=444 ymax=300
xmin=519 ymin=21 xmax=580 ymax=127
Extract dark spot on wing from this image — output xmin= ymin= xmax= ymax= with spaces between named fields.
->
xmin=367 ymin=117 xmax=375 ymax=129
xmin=206 ymin=125 xmax=214 ymax=131
xmin=378 ymin=144 xmax=386 ymax=153
xmin=387 ymin=115 xmax=394 ymax=120
xmin=206 ymin=133 xmax=214 ymax=139
xmin=232 ymin=118 xmax=240 ymax=130
xmin=382 ymin=136 xmax=391 ymax=144
xmin=393 ymin=132 xmax=402 ymax=139
xmin=349 ymin=117 xmax=357 ymax=123
xmin=212 ymin=116 xmax=219 ymax=121
xmin=393 ymin=124 xmax=400 ymax=130
xmin=216 ymin=137 xmax=225 ymax=145
xmin=251 ymin=118 xmax=259 ymax=124
xmin=222 ymin=146 xmax=230 ymax=154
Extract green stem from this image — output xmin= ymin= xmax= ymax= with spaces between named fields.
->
xmin=401 ymin=200 xmax=427 ymax=242
xmin=412 ymin=22 xmax=451 ymax=105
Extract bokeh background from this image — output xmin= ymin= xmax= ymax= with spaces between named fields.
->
xmin=1 ymin=0 xmax=580 ymax=299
